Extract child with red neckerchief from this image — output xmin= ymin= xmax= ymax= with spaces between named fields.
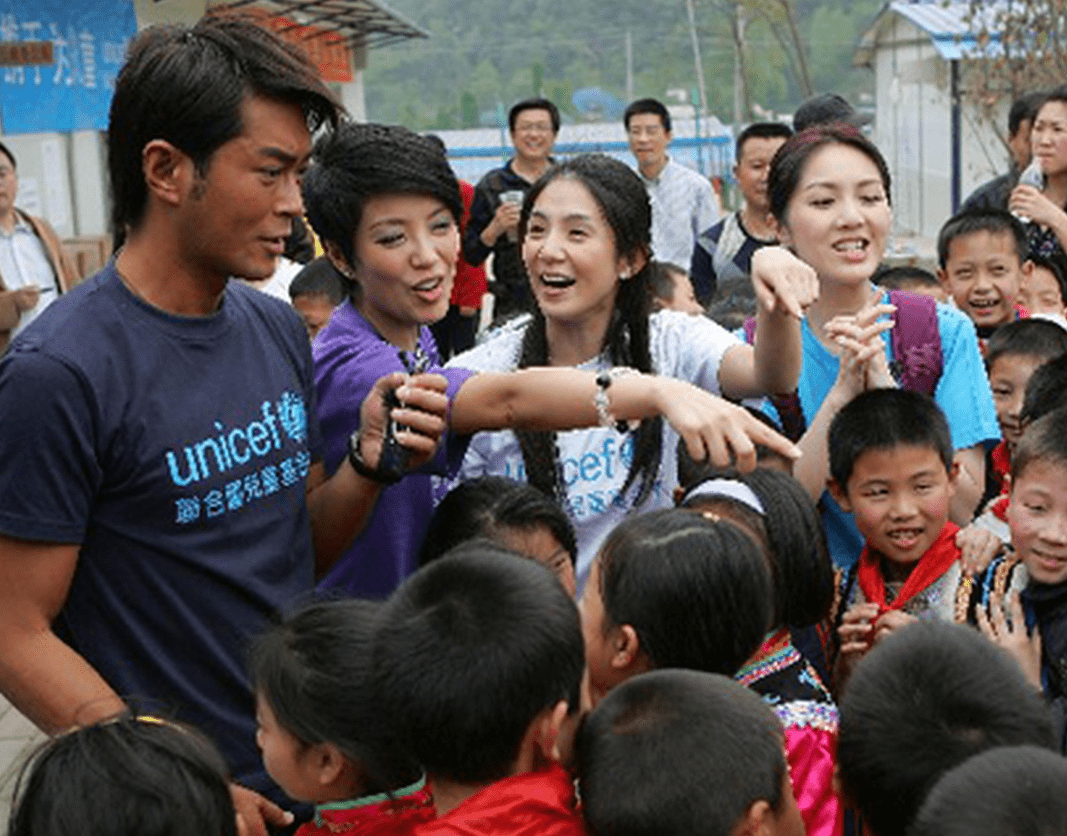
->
xmin=826 ymin=390 xmax=971 ymax=689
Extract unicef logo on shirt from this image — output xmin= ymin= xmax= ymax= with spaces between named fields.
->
xmin=164 ymin=390 xmax=312 ymax=526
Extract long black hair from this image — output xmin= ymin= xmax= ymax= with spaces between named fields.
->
xmin=516 ymin=154 xmax=661 ymax=506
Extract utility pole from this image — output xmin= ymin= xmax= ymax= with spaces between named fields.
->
xmin=626 ymin=30 xmax=634 ymax=102
xmin=684 ymin=0 xmax=709 ymax=117
xmin=732 ymin=2 xmax=746 ymax=130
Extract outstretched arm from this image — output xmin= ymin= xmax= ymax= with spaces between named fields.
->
xmin=718 ymin=246 xmax=818 ymax=399
xmin=449 ymin=367 xmax=800 ymax=472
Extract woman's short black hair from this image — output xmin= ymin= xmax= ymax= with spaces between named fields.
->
xmin=9 ymin=714 xmax=236 ymax=836
xmin=303 ymin=122 xmax=462 ymax=273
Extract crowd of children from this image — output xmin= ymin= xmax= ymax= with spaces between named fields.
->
xmin=15 ymin=61 xmax=1067 ymax=836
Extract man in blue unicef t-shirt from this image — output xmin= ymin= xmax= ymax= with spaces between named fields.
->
xmin=0 ymin=17 xmax=446 ymax=832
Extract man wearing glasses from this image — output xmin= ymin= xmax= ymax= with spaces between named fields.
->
xmin=0 ymin=141 xmax=77 ymax=352
xmin=464 ymin=97 xmax=560 ymax=321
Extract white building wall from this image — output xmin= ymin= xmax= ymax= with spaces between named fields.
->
xmin=870 ymin=14 xmax=1013 ymax=249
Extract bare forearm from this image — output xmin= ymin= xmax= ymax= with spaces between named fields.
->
xmin=793 ymin=387 xmax=852 ymax=501
xmin=306 ymin=461 xmax=382 ymax=578
xmin=752 ymin=306 xmax=803 ymax=396
xmin=0 ymin=628 xmax=124 ymax=733
xmin=451 ymin=369 xmax=667 ymax=435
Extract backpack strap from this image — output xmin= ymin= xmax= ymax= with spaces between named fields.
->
xmin=743 ymin=316 xmax=807 ymax=442
xmin=887 ymin=289 xmax=943 ymax=396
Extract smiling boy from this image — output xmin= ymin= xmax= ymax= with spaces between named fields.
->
xmin=978 ymin=407 xmax=1067 ymax=752
xmin=828 ymin=390 xmax=967 ymax=680
xmin=937 ymin=208 xmax=1031 ymax=344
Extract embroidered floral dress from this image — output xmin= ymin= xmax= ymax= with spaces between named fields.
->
xmin=736 ymin=628 xmax=840 ymax=836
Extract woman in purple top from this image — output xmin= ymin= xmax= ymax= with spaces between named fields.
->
xmin=302 ymin=123 xmax=805 ymax=597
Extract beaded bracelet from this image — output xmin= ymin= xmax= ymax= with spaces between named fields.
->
xmin=594 ymin=369 xmax=637 ymax=433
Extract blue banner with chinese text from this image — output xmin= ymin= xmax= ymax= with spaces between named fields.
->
xmin=0 ymin=0 xmax=135 ymax=134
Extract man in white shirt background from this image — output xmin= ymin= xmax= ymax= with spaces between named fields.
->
xmin=625 ymin=97 xmax=719 ymax=270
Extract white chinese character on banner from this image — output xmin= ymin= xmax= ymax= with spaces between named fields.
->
xmin=21 ymin=20 xmax=42 ymax=84
xmin=49 ymin=23 xmax=74 ymax=86
xmin=79 ymin=30 xmax=95 ymax=88
xmin=1 ymin=14 xmax=23 ymax=85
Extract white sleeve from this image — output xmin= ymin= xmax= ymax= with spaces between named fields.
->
xmin=649 ymin=310 xmax=740 ymax=395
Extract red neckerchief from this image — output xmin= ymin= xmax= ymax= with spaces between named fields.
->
xmin=989 ymin=440 xmax=1012 ymax=521
xmin=991 ymin=441 xmax=1011 ymax=490
xmin=856 ymin=523 xmax=960 ymax=616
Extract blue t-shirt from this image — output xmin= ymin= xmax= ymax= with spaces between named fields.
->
xmin=770 ymin=291 xmax=999 ymax=568
xmin=0 ymin=266 xmax=322 ymax=800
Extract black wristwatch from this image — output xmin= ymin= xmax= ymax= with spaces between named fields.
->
xmin=348 ymin=429 xmax=403 ymax=485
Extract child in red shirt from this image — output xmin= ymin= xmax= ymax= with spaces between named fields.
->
xmin=375 ymin=542 xmax=587 ymax=836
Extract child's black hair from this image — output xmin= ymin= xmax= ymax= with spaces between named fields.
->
xmin=596 ymin=508 xmax=772 ymax=675
xmin=936 ymin=207 xmax=1028 ymax=269
xmin=648 ymin=261 xmax=689 ymax=307
xmin=681 ymin=468 xmax=832 ymax=629
xmin=1021 ymin=353 xmax=1067 ymax=424
xmin=8 ymin=714 xmax=236 ymax=836
xmin=837 ymin=621 xmax=1054 ymax=836
xmin=373 ymin=541 xmax=584 ymax=785
xmin=984 ymin=318 xmax=1067 ymax=372
xmin=576 ymin=669 xmax=787 ymax=836
xmin=828 ymin=389 xmax=953 ymax=489
xmin=289 ymin=256 xmax=347 ymax=306
xmin=1011 ymin=405 xmax=1067 ymax=482
xmin=418 ymin=475 xmax=577 ymax=568
xmin=1028 ymin=251 xmax=1067 ymax=307
xmin=249 ymin=598 xmax=419 ymax=795
xmin=872 ymin=265 xmax=940 ymax=293
xmin=910 ymin=745 xmax=1067 ymax=836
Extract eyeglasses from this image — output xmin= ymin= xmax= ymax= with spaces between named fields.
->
xmin=514 ymin=122 xmax=554 ymax=134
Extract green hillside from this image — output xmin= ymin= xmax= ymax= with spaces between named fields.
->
xmin=363 ymin=0 xmax=884 ymax=130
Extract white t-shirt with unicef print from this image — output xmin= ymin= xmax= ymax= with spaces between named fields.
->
xmin=445 ymin=309 xmax=742 ymax=592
